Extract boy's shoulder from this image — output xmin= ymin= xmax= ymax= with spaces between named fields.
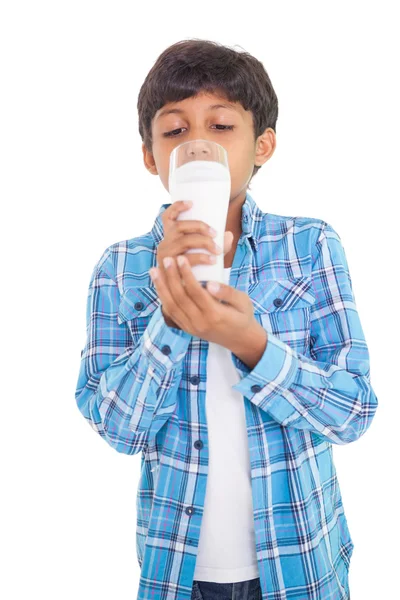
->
xmin=266 ymin=212 xmax=326 ymax=226
xmin=92 ymin=230 xmax=157 ymax=287
xmin=263 ymin=211 xmax=328 ymax=242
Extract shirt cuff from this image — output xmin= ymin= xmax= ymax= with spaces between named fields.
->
xmin=231 ymin=333 xmax=301 ymax=422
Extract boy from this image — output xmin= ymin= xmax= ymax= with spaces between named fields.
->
xmin=75 ymin=39 xmax=378 ymax=600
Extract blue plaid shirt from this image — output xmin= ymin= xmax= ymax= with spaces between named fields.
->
xmin=75 ymin=192 xmax=378 ymax=599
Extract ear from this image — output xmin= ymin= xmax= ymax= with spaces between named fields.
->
xmin=254 ymin=127 xmax=277 ymax=168
xmin=142 ymin=143 xmax=158 ymax=175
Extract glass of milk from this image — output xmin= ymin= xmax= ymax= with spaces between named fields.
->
xmin=168 ymin=139 xmax=231 ymax=286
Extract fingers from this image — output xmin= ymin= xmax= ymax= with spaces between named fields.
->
xmin=174 ymin=233 xmax=222 ymax=256
xmin=186 ymin=252 xmax=217 ymax=267
xmin=151 ymin=263 xmax=184 ymax=326
xmin=223 ymin=231 xmax=234 ymax=255
xmin=158 ymin=200 xmax=231 ymax=272
xmin=151 ymin=255 xmax=207 ymax=331
xmin=162 ymin=256 xmax=202 ymax=322
xmin=175 ymin=255 xmax=218 ymax=314
xmin=175 ymin=219 xmax=214 ymax=237
xmin=162 ymin=201 xmax=215 ymax=238
xmin=161 ymin=200 xmax=192 ymax=225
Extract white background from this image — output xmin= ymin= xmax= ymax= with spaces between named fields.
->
xmin=2 ymin=1 xmax=398 ymax=598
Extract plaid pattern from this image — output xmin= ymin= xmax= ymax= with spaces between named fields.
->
xmin=75 ymin=192 xmax=378 ymax=599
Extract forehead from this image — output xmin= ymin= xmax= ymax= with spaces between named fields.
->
xmin=154 ymin=92 xmax=245 ymax=121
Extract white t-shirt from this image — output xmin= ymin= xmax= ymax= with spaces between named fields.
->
xmin=193 ymin=267 xmax=260 ymax=583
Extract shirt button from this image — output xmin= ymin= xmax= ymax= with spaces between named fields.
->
xmin=161 ymin=345 xmax=171 ymax=355
xmin=194 ymin=440 xmax=203 ymax=450
xmin=185 ymin=506 xmax=195 ymax=516
xmin=134 ymin=301 xmax=144 ymax=311
xmin=251 ymin=384 xmax=262 ymax=393
xmin=190 ymin=375 xmax=200 ymax=385
xmin=273 ymin=297 xmax=283 ymax=307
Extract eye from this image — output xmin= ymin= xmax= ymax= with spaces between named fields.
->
xmin=163 ymin=125 xmax=235 ymax=137
xmin=163 ymin=128 xmax=184 ymax=137
xmin=213 ymin=125 xmax=234 ymax=131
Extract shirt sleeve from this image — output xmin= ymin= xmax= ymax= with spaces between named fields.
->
xmin=231 ymin=222 xmax=378 ymax=445
xmin=75 ymin=249 xmax=192 ymax=455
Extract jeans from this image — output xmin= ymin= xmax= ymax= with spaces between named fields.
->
xmin=191 ymin=577 xmax=262 ymax=600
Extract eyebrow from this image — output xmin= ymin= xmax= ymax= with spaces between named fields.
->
xmin=156 ymin=103 xmax=238 ymax=120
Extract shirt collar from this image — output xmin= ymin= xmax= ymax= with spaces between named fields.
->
xmin=150 ymin=191 xmax=265 ymax=252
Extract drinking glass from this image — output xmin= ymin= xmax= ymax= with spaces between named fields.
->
xmin=168 ymin=139 xmax=231 ymax=286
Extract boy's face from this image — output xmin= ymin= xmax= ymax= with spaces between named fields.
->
xmin=143 ymin=91 xmax=275 ymax=202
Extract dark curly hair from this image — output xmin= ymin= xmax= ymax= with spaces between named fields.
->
xmin=137 ymin=38 xmax=278 ymax=185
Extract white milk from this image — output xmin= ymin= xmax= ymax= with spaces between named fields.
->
xmin=169 ymin=160 xmax=231 ymax=284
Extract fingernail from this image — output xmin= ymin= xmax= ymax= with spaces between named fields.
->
xmin=207 ymin=281 xmax=220 ymax=293
xmin=163 ymin=257 xmax=173 ymax=269
xmin=150 ymin=268 xmax=158 ymax=280
xmin=209 ymin=227 xmax=217 ymax=237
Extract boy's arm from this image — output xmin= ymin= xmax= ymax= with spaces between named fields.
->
xmin=231 ymin=221 xmax=378 ymax=445
xmin=75 ymin=250 xmax=192 ymax=455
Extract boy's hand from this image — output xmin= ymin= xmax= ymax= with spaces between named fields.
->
xmin=156 ymin=200 xmax=233 ymax=328
xmin=149 ymin=253 xmax=261 ymax=352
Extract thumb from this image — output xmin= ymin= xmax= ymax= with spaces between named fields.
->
xmin=206 ymin=279 xmax=242 ymax=309
xmin=223 ymin=230 xmax=234 ymax=255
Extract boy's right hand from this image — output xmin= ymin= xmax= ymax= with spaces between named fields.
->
xmin=156 ymin=200 xmax=233 ymax=328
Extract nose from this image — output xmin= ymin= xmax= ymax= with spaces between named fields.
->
xmin=184 ymin=139 xmax=212 ymax=160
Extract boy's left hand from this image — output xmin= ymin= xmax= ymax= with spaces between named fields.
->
xmin=149 ymin=254 xmax=259 ymax=350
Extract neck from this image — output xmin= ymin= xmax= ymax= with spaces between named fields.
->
xmin=226 ymin=190 xmax=247 ymax=234
xmin=224 ymin=190 xmax=247 ymax=268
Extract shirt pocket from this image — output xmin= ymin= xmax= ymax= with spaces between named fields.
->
xmin=252 ymin=276 xmax=316 ymax=355
xmin=117 ymin=286 xmax=160 ymax=344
